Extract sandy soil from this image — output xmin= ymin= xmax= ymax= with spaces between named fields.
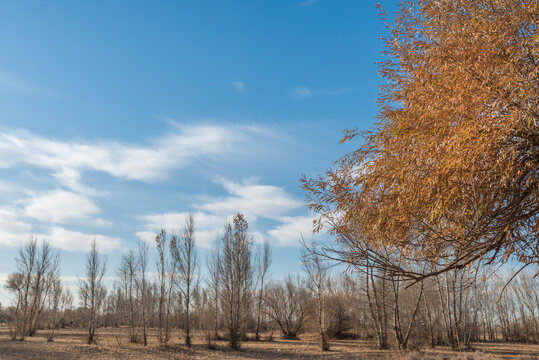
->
xmin=1 ymin=327 xmax=538 ymax=360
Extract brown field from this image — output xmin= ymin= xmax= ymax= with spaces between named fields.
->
xmin=1 ymin=328 xmax=539 ymax=360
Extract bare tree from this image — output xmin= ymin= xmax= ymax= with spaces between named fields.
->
xmin=5 ymin=237 xmax=60 ymax=340
xmin=171 ymin=214 xmax=199 ymax=348
xmin=206 ymin=245 xmax=221 ymax=342
xmin=513 ymin=271 xmax=539 ymax=343
xmin=435 ymin=267 xmax=475 ymax=349
xmin=218 ymin=214 xmax=254 ymax=350
xmin=117 ymin=250 xmax=139 ymax=343
xmin=79 ymin=239 xmax=107 ymax=344
xmin=302 ymin=241 xmax=330 ymax=351
xmin=324 ymin=277 xmax=356 ymax=338
xmin=154 ymin=229 xmax=177 ymax=344
xmin=136 ymin=241 xmax=149 ymax=346
xmin=422 ymin=277 xmax=442 ymax=348
xmin=199 ymin=288 xmax=217 ymax=348
xmin=28 ymin=240 xmax=60 ymax=337
xmin=164 ymin=248 xmax=177 ymax=343
xmin=5 ymin=273 xmax=25 ymax=340
xmin=365 ymin=261 xmax=390 ymax=349
xmin=46 ymin=279 xmax=71 ymax=342
xmin=155 ymin=229 xmax=168 ymax=344
xmin=265 ymin=276 xmax=308 ymax=339
xmin=391 ymin=274 xmax=424 ymax=350
xmin=254 ymin=239 xmax=271 ymax=341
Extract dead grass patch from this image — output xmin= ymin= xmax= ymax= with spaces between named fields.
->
xmin=0 ymin=327 xmax=538 ymax=359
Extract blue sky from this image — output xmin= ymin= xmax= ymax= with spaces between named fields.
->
xmin=0 ymin=0 xmax=397 ymax=304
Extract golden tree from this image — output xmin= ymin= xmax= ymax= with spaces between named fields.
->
xmin=302 ymin=0 xmax=538 ymax=280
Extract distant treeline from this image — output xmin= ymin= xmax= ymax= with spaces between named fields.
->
xmin=2 ymin=213 xmax=539 ymax=352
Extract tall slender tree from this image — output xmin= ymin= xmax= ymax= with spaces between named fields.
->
xmin=171 ymin=214 xmax=199 ymax=348
xmin=207 ymin=245 xmax=221 ymax=341
xmin=218 ymin=213 xmax=254 ymax=350
xmin=117 ymin=250 xmax=138 ymax=343
xmin=136 ymin=241 xmax=149 ymax=346
xmin=79 ymin=239 xmax=107 ymax=344
xmin=254 ymin=239 xmax=271 ymax=341
xmin=302 ymin=240 xmax=330 ymax=351
xmin=155 ymin=229 xmax=169 ymax=344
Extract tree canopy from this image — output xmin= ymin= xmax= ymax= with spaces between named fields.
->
xmin=302 ymin=0 xmax=538 ymax=280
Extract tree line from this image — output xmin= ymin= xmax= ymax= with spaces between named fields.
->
xmin=2 ymin=212 xmax=539 ymax=352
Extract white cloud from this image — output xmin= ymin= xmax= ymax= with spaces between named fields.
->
xmin=24 ymin=190 xmax=99 ymax=224
xmin=39 ymin=226 xmax=123 ymax=252
xmin=137 ymin=212 xmax=226 ymax=248
xmin=0 ymin=208 xmax=32 ymax=246
xmin=135 ymin=231 xmax=156 ymax=245
xmin=231 ymin=81 xmax=246 ymax=93
xmin=291 ymin=85 xmax=354 ymax=100
xmin=137 ymin=178 xmax=309 ymax=248
xmin=0 ymin=272 xmax=12 ymax=307
xmin=197 ymin=178 xmax=303 ymax=221
xmin=88 ymin=218 xmax=113 ymax=228
xmin=52 ymin=168 xmax=99 ymax=196
xmin=268 ymin=215 xmax=316 ymax=246
xmin=142 ymin=212 xmax=223 ymax=233
xmin=0 ymin=180 xmax=22 ymax=193
xmin=0 ymin=124 xmax=251 ymax=192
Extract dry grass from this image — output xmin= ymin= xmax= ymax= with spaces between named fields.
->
xmin=0 ymin=327 xmax=538 ymax=359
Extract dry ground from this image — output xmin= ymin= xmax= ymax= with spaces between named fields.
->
xmin=0 ymin=327 xmax=538 ymax=360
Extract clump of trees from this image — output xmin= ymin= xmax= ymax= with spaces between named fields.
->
xmin=3 ymin=219 xmax=539 ymax=352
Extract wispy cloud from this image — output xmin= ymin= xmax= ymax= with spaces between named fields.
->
xmin=137 ymin=178 xmax=314 ymax=247
xmin=299 ymin=0 xmax=318 ymax=8
xmin=231 ymin=81 xmax=246 ymax=93
xmin=0 ymin=124 xmax=256 ymax=193
xmin=0 ymin=206 xmax=120 ymax=251
xmin=292 ymin=86 xmax=313 ymax=100
xmin=52 ymin=168 xmax=99 ymax=196
xmin=291 ymin=85 xmax=354 ymax=100
xmin=0 ymin=71 xmax=57 ymax=97
xmin=39 ymin=227 xmax=123 ymax=252
xmin=0 ymin=124 xmax=291 ymax=251
xmin=267 ymin=215 xmax=316 ymax=246
xmin=197 ymin=177 xmax=303 ymax=221
xmin=136 ymin=211 xmax=225 ymax=248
